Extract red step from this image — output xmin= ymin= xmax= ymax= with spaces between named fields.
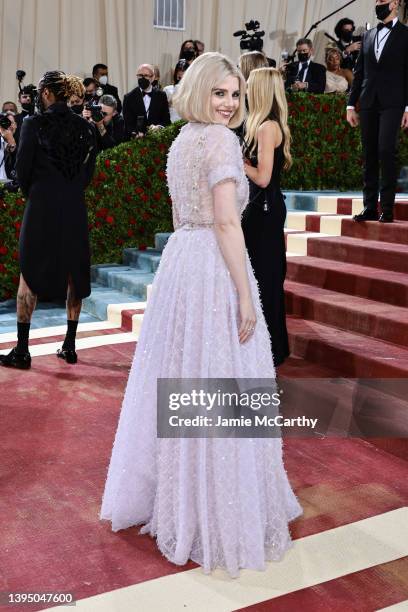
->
xmin=285 ymin=281 xmax=408 ymax=347
xmin=307 ymin=236 xmax=408 ymax=273
xmin=120 ymin=308 xmax=145 ymax=331
xmin=340 ymin=218 xmax=408 ymax=245
xmin=336 ymin=198 xmax=408 ymax=220
xmin=286 ymin=256 xmax=408 ymax=307
xmin=287 ymin=316 xmax=408 ymax=377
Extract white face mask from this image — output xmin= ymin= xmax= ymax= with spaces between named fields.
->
xmin=99 ymin=75 xmax=108 ymax=86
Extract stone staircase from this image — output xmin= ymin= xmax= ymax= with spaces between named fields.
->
xmin=284 ymin=196 xmax=408 ymax=378
xmin=82 ymin=234 xmax=170 ymax=323
xmin=82 ymin=196 xmax=408 ymax=380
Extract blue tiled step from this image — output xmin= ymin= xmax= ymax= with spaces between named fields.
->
xmin=123 ymin=249 xmax=162 ymax=272
xmin=82 ymin=284 xmax=145 ymax=320
xmin=92 ymin=265 xmax=154 ymax=299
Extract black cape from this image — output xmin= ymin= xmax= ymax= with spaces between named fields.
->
xmin=16 ymin=103 xmax=97 ymax=300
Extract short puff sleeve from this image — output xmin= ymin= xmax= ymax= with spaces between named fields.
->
xmin=206 ymin=124 xmax=243 ymax=191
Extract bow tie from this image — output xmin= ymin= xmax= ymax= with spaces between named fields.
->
xmin=143 ymin=91 xmax=152 ymax=97
xmin=377 ymin=22 xmax=393 ymax=30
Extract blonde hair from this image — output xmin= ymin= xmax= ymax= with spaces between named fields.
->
xmin=172 ymin=52 xmax=246 ymax=129
xmin=39 ymin=71 xmax=85 ymax=101
xmin=245 ymin=67 xmax=292 ymax=169
xmin=239 ymin=51 xmax=269 ymax=81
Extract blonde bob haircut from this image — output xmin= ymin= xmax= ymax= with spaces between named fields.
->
xmin=172 ymin=52 xmax=246 ymax=129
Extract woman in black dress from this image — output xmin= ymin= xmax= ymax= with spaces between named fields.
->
xmin=0 ymin=71 xmax=96 ymax=370
xmin=241 ymin=68 xmax=292 ymax=367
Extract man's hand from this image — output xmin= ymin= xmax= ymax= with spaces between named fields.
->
xmin=82 ymin=108 xmax=92 ymax=121
xmin=401 ymin=112 xmax=408 ymax=130
xmin=347 ymin=108 xmax=360 ymax=128
xmin=346 ymin=41 xmax=361 ymax=54
xmin=292 ymin=81 xmax=307 ymax=91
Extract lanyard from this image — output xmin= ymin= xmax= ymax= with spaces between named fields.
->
xmin=375 ymin=28 xmax=392 ymax=54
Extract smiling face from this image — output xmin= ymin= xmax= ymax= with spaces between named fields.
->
xmin=210 ymin=75 xmax=240 ymax=126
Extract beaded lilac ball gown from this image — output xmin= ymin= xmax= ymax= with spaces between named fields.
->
xmin=100 ymin=122 xmax=302 ymax=577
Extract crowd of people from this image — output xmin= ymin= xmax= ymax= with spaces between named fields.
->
xmin=0 ymin=21 xmax=363 ymax=184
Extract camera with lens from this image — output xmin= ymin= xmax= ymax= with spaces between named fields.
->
xmin=0 ymin=113 xmax=12 ymax=130
xmin=85 ymin=102 xmax=105 ymax=123
xmin=233 ymin=19 xmax=265 ymax=52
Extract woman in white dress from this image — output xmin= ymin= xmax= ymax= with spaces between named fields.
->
xmin=163 ymin=60 xmax=189 ymax=123
xmin=100 ymin=52 xmax=302 ymax=577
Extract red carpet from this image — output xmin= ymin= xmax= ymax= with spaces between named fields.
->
xmin=0 ymin=342 xmax=407 ymax=611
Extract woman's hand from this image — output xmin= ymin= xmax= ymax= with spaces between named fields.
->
xmin=238 ymin=295 xmax=257 ymax=344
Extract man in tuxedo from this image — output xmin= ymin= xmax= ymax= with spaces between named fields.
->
xmin=92 ymin=63 xmax=122 ymax=114
xmin=285 ymin=38 xmax=326 ymax=94
xmin=123 ymin=64 xmax=170 ymax=139
xmin=348 ymin=0 xmax=408 ymax=223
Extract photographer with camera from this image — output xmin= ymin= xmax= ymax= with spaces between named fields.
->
xmin=82 ymin=94 xmax=125 ymax=150
xmin=283 ymin=38 xmax=326 ymax=94
xmin=334 ymin=18 xmax=362 ymax=71
xmin=92 ymin=63 xmax=122 ymax=113
xmin=15 ymin=86 xmax=37 ymax=141
xmin=123 ymin=64 xmax=170 ymax=140
xmin=0 ymin=110 xmax=18 ymax=182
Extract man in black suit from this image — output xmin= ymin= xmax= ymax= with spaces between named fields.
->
xmin=285 ymin=38 xmax=326 ymax=94
xmin=92 ymin=63 xmax=122 ymax=114
xmin=334 ymin=18 xmax=362 ymax=71
xmin=123 ymin=64 xmax=171 ymax=139
xmin=348 ymin=0 xmax=408 ymax=223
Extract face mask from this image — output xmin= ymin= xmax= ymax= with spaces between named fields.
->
xmin=85 ymin=92 xmax=94 ymax=101
xmin=152 ymin=79 xmax=159 ymax=88
xmin=99 ymin=75 xmax=108 ymax=86
xmin=138 ymin=76 xmax=150 ymax=90
xmin=21 ymin=102 xmax=32 ymax=112
xmin=298 ymin=52 xmax=309 ymax=63
xmin=181 ymin=49 xmax=195 ymax=61
xmin=71 ymin=104 xmax=84 ymax=115
xmin=342 ymin=30 xmax=353 ymax=43
xmin=376 ymin=2 xmax=392 ymax=21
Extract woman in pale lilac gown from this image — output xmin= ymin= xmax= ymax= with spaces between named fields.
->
xmin=100 ymin=52 xmax=302 ymax=577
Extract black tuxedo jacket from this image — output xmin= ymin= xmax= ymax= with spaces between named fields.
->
xmin=102 ymin=83 xmax=122 ymax=114
xmin=123 ymin=87 xmax=170 ymax=138
xmin=348 ymin=21 xmax=408 ymax=110
xmin=286 ymin=60 xmax=326 ymax=94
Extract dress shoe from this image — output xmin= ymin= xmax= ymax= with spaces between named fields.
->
xmin=0 ymin=347 xmax=31 ymax=369
xmin=353 ymin=207 xmax=379 ymax=222
xmin=57 ymin=348 xmax=78 ymax=364
xmin=379 ymin=211 xmax=393 ymax=223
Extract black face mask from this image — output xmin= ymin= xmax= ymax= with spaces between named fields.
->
xmin=84 ymin=92 xmax=94 ymax=101
xmin=151 ymin=79 xmax=159 ymax=88
xmin=298 ymin=52 xmax=309 ymax=63
xmin=21 ymin=102 xmax=33 ymax=113
xmin=376 ymin=2 xmax=392 ymax=21
xmin=181 ymin=49 xmax=195 ymax=61
xmin=342 ymin=30 xmax=353 ymax=42
xmin=138 ymin=76 xmax=151 ymax=90
xmin=71 ymin=104 xmax=84 ymax=115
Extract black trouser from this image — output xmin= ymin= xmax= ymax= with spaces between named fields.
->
xmin=359 ymin=103 xmax=404 ymax=211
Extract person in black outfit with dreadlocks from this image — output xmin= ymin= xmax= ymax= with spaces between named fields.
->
xmin=0 ymin=71 xmax=97 ymax=370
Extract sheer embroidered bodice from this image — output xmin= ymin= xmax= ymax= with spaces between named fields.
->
xmin=167 ymin=122 xmax=249 ymax=229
